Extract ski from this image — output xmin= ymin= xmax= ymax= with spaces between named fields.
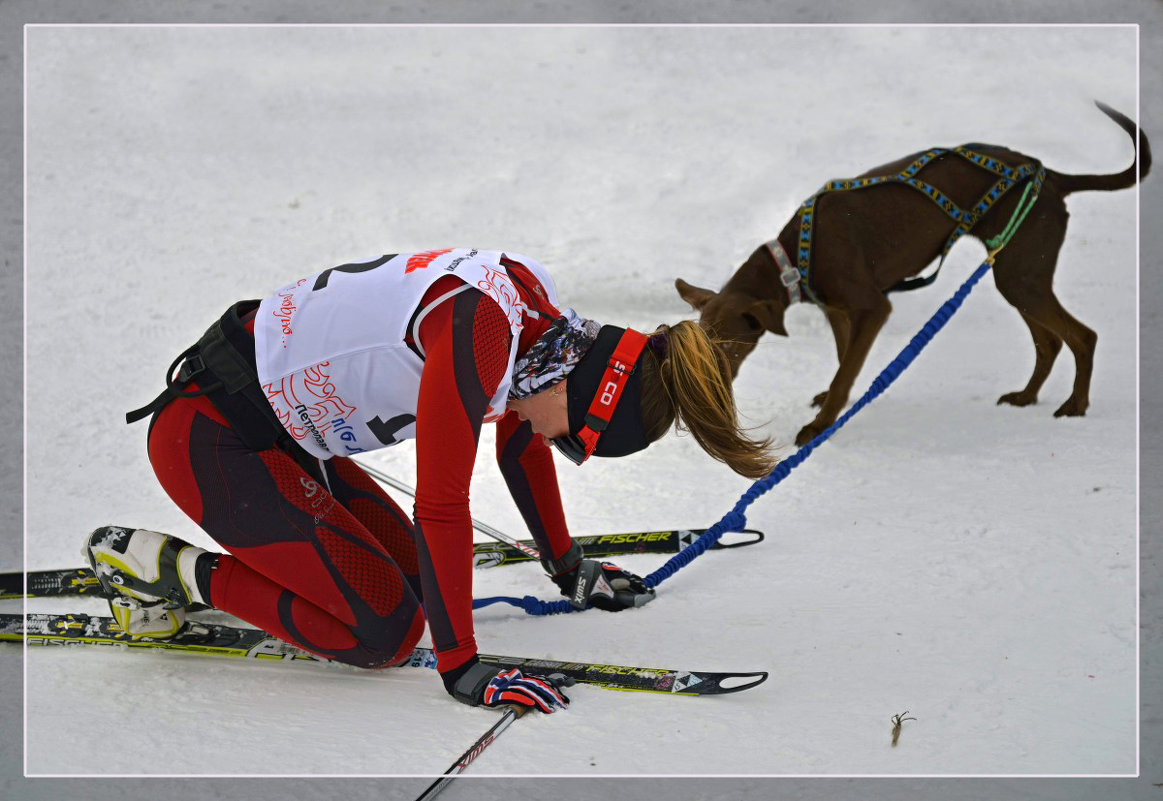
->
xmin=1 ymin=527 xmax=763 ymax=599
xmin=470 ymin=527 xmax=763 ymax=569
xmin=3 ymin=612 xmax=767 ymax=696
xmin=0 ymin=567 xmax=104 ymax=599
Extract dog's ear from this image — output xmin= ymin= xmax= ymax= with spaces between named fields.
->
xmin=745 ymin=299 xmax=788 ymax=337
xmin=675 ymin=278 xmax=716 ymax=311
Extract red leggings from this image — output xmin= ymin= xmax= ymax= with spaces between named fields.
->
xmin=148 ymin=390 xmax=426 ymax=668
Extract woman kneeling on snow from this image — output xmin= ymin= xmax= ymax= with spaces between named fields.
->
xmin=86 ymin=248 xmax=776 ymax=713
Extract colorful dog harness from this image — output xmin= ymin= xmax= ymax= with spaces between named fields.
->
xmin=772 ymin=145 xmax=1047 ymax=305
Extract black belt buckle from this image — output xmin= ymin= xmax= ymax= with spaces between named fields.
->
xmin=176 ymin=354 xmax=206 ymax=383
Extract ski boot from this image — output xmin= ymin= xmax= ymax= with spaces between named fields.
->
xmin=83 ymin=526 xmax=214 ymax=639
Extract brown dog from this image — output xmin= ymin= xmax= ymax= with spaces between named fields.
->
xmin=677 ymin=101 xmax=1150 ymax=446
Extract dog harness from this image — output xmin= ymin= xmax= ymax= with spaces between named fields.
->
xmin=776 ymin=145 xmax=1047 ymax=305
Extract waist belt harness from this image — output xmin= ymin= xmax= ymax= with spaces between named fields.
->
xmin=126 ymin=300 xmax=289 ymax=453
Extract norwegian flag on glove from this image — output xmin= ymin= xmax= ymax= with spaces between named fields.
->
xmin=482 ymin=668 xmax=571 ymax=713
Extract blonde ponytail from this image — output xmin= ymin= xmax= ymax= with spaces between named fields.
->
xmin=640 ymin=321 xmax=778 ymax=480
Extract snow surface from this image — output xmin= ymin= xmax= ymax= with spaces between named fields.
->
xmin=6 ymin=8 xmax=1162 ymax=801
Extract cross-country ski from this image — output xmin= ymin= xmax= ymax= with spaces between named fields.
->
xmin=3 ymin=612 xmax=768 ymax=696
xmin=0 ymin=527 xmax=762 ymax=599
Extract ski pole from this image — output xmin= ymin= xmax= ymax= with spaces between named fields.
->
xmin=357 ymin=462 xmax=541 ymax=561
xmin=415 ymin=705 xmax=528 ymax=801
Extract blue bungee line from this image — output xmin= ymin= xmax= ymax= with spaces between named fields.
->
xmin=474 ymin=180 xmax=1038 ymax=616
xmin=641 ymin=256 xmax=995 ymax=588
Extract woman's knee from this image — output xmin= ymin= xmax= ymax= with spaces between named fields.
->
xmin=340 ymin=593 xmax=426 ymax=669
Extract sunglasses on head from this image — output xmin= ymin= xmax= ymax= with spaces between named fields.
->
xmin=549 ymin=329 xmax=648 ymax=466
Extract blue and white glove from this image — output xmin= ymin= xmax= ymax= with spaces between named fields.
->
xmin=448 ymin=659 xmax=572 ymax=713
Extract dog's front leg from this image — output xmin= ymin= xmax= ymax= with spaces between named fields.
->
xmin=796 ymin=300 xmax=891 ymax=446
xmin=812 ymin=307 xmax=852 ymax=408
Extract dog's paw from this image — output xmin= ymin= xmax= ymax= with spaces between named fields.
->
xmin=1053 ymin=397 xmax=1089 ymax=417
xmin=795 ymin=423 xmax=825 ymax=446
xmin=997 ymin=391 xmax=1037 ymax=408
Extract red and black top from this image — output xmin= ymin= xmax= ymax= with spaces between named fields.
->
xmin=409 ymin=257 xmax=572 ymax=676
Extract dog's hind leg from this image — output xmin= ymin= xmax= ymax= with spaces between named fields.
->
xmin=1030 ymin=299 xmax=1095 ymax=417
xmin=796 ymin=298 xmax=892 ymax=445
xmin=991 ymin=213 xmax=1097 ymax=417
xmin=996 ymin=310 xmax=1065 ymax=407
xmin=812 ymin=307 xmax=852 ymax=408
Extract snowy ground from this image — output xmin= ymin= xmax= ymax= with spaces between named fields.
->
xmin=5 ymin=5 xmax=1162 ymax=801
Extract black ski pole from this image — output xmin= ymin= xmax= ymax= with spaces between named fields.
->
xmin=415 ymin=705 xmax=528 ymax=801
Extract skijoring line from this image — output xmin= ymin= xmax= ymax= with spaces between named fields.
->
xmin=644 ymin=179 xmax=1039 ymax=589
xmin=643 ymin=257 xmax=995 ymax=587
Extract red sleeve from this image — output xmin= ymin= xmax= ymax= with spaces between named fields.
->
xmin=413 ymin=282 xmax=511 ymax=676
xmin=495 ymin=412 xmax=574 ymax=564
xmin=493 ymin=254 xmax=574 ymax=564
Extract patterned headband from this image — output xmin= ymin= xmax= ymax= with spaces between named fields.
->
xmin=509 ymin=308 xmax=602 ymax=400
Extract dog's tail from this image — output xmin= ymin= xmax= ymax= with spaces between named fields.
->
xmin=1053 ymin=101 xmax=1152 ymax=195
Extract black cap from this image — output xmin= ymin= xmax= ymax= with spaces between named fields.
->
xmin=565 ymin=325 xmax=650 ymax=458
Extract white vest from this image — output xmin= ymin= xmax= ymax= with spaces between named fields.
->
xmin=254 ymin=249 xmax=557 ymax=459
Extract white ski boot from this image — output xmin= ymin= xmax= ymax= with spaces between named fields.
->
xmin=83 ymin=526 xmax=212 ymax=639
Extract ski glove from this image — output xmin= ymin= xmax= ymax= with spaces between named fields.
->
xmin=449 ymin=659 xmax=571 ymax=713
xmin=482 ymin=669 xmax=570 ymax=713
xmin=549 ymin=555 xmax=656 ymax=612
